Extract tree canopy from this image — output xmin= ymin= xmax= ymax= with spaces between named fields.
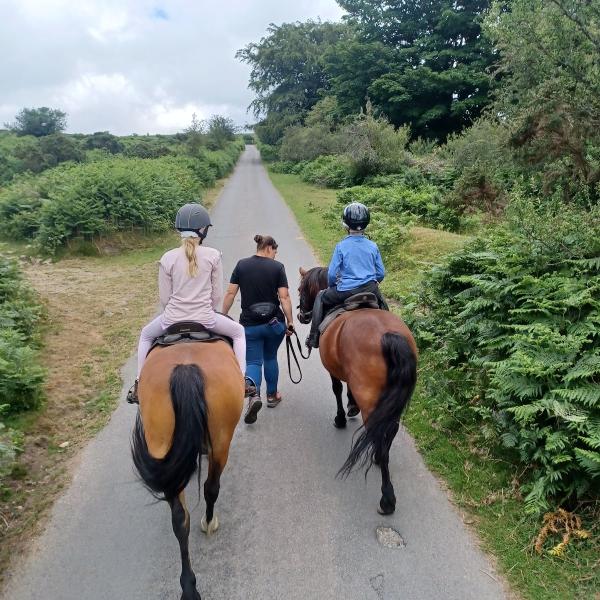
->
xmin=8 ymin=107 xmax=67 ymax=137
xmin=239 ymin=2 xmax=495 ymax=143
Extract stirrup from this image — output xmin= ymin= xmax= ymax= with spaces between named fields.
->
xmin=126 ymin=380 xmax=139 ymax=404
xmin=244 ymin=376 xmax=257 ymax=398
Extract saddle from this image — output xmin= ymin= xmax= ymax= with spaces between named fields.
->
xmin=147 ymin=321 xmax=233 ymax=356
xmin=319 ymin=292 xmax=382 ymax=334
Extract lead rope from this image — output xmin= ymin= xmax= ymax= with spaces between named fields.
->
xmin=286 ymin=329 xmax=311 ymax=384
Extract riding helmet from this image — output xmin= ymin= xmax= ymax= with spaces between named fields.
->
xmin=175 ymin=203 xmax=212 ymax=238
xmin=342 ymin=202 xmax=370 ymax=231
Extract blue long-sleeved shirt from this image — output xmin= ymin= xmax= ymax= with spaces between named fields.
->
xmin=327 ymin=234 xmax=385 ymax=291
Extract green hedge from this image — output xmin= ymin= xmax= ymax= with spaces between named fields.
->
xmin=256 ymin=141 xmax=279 ymax=162
xmin=408 ymin=198 xmax=600 ymax=512
xmin=0 ymin=141 xmax=244 ymax=253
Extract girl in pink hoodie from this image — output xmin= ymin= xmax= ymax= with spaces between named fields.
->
xmin=127 ymin=203 xmax=254 ymax=403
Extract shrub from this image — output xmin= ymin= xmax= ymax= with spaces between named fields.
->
xmin=0 ymin=176 xmax=44 ymax=239
xmin=341 ymin=110 xmax=410 ymax=180
xmin=409 ymin=197 xmax=600 ymax=512
xmin=83 ymin=131 xmax=124 ymax=154
xmin=300 ymin=155 xmax=355 ymax=188
xmin=0 ymin=256 xmax=44 ymax=485
xmin=123 ymin=140 xmax=172 ymax=158
xmin=279 ymin=125 xmax=343 ymax=162
xmin=256 ymin=141 xmax=279 ymax=162
xmin=269 ymin=161 xmax=300 ymax=174
xmin=337 ymin=184 xmax=462 ymax=231
xmin=0 ymin=141 xmax=244 ymax=253
xmin=0 ymin=416 xmax=23 ymax=482
xmin=0 ymin=255 xmax=45 ymax=414
xmin=367 ymin=211 xmax=413 ymax=267
xmin=441 ymin=119 xmax=516 ymax=214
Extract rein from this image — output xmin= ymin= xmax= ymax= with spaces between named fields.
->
xmin=286 ymin=329 xmax=311 ymax=384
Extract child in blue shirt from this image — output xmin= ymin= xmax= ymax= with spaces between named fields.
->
xmin=306 ymin=202 xmax=386 ymax=349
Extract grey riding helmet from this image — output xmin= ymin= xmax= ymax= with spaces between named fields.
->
xmin=175 ymin=203 xmax=212 ymax=238
xmin=342 ymin=202 xmax=370 ymax=231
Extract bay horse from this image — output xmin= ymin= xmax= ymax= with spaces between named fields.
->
xmin=297 ymin=266 xmax=418 ymax=515
xmin=131 ymin=341 xmax=243 ymax=600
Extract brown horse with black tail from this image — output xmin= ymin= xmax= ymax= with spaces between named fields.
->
xmin=131 ymin=341 xmax=243 ymax=600
xmin=298 ymin=266 xmax=418 ymax=515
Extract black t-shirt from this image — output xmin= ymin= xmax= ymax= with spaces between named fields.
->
xmin=230 ymin=256 xmax=289 ymax=326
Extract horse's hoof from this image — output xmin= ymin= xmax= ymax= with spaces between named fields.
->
xmin=181 ymin=587 xmax=201 ymax=600
xmin=347 ymin=405 xmax=360 ymax=418
xmin=201 ymin=514 xmax=219 ymax=535
xmin=377 ymin=502 xmax=395 ymax=515
xmin=334 ymin=416 xmax=347 ymax=429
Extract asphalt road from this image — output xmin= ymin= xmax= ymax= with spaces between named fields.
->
xmin=3 ymin=147 xmax=509 ymax=600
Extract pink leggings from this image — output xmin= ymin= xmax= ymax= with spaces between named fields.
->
xmin=136 ymin=313 xmax=246 ymax=377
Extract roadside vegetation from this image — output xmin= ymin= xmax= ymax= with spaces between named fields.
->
xmin=0 ymin=107 xmax=241 ymax=579
xmin=243 ymin=1 xmax=599 ymax=597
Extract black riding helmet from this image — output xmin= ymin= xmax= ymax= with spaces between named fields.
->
xmin=342 ymin=202 xmax=370 ymax=231
xmin=175 ymin=203 xmax=212 ymax=238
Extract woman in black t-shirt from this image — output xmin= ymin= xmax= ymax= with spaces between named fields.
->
xmin=222 ymin=235 xmax=294 ymax=424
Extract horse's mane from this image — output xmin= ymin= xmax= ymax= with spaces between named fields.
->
xmin=301 ymin=267 xmax=328 ymax=299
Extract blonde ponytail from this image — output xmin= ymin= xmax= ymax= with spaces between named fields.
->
xmin=183 ymin=237 xmax=199 ymax=277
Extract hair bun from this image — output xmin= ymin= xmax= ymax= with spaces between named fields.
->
xmin=254 ymin=234 xmax=263 ymax=244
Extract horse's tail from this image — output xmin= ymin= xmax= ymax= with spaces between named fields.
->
xmin=131 ymin=364 xmax=209 ymax=501
xmin=338 ymin=332 xmax=417 ymax=478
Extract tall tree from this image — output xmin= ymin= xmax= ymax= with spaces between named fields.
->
xmin=8 ymin=107 xmax=67 ymax=137
xmin=236 ymin=20 xmax=350 ymax=143
xmin=206 ymin=115 xmax=237 ymax=150
xmin=334 ymin=1 xmax=495 ymax=139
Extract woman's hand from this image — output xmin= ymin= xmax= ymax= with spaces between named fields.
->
xmin=286 ymin=323 xmax=295 ymax=337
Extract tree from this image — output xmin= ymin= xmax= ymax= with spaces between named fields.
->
xmin=324 ymin=40 xmax=394 ymax=116
xmin=206 ymin=115 xmax=237 ymax=150
xmin=332 ymin=1 xmax=495 ymax=139
xmin=8 ymin=107 xmax=67 ymax=137
xmin=184 ymin=113 xmax=206 ymax=156
xmin=484 ymin=0 xmax=600 ymax=203
xmin=236 ymin=20 xmax=350 ymax=143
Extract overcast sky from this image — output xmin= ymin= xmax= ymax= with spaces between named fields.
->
xmin=0 ymin=0 xmax=345 ymax=135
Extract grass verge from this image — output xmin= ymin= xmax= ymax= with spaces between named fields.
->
xmin=268 ymin=169 xmax=599 ymax=600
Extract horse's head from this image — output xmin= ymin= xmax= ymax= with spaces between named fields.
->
xmin=297 ymin=266 xmax=328 ymax=324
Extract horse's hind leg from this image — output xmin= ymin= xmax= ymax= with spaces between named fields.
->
xmin=201 ymin=457 xmax=223 ymax=536
xmin=169 ymin=492 xmax=201 ymax=600
xmin=378 ymin=422 xmax=400 ymax=515
xmin=346 ymin=387 xmax=359 ymax=418
xmin=331 ymin=376 xmax=346 ymax=429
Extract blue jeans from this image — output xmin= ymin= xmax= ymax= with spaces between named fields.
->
xmin=244 ymin=320 xmax=286 ymax=395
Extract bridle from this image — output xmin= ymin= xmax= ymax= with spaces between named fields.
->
xmin=297 ymin=274 xmax=317 ymax=325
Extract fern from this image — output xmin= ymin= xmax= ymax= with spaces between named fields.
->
xmin=408 ymin=199 xmax=600 ymax=510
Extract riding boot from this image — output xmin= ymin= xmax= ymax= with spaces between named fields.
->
xmin=306 ymin=291 xmax=325 ymax=349
xmin=126 ymin=379 xmax=139 ymax=404
xmin=373 ymin=286 xmax=389 ymax=311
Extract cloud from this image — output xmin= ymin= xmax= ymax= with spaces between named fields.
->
xmin=0 ymin=0 xmax=346 ymax=134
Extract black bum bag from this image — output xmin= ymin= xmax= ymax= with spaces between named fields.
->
xmin=247 ymin=302 xmax=278 ymax=320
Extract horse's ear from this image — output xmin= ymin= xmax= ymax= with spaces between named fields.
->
xmin=299 ymin=266 xmax=307 ymax=276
